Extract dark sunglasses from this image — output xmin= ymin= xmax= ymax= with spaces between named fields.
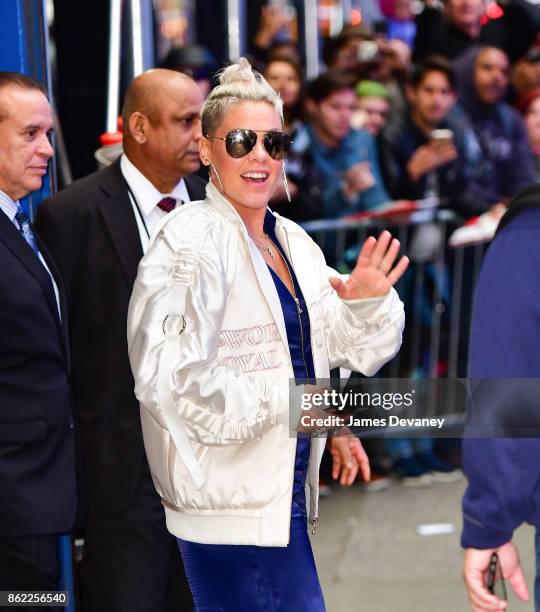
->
xmin=205 ymin=129 xmax=292 ymax=160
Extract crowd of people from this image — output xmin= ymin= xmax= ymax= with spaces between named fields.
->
xmin=157 ymin=0 xmax=540 ymax=226
xmin=3 ymin=1 xmax=540 ymax=611
xmin=234 ymin=0 xmax=540 ymax=225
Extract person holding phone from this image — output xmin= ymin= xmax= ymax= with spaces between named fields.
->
xmin=459 ymin=184 xmax=540 ymax=610
xmin=407 ymin=129 xmax=457 ymax=187
xmin=380 ymin=55 xmax=490 ymax=218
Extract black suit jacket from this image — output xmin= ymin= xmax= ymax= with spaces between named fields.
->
xmin=0 ymin=210 xmax=76 ymax=537
xmin=35 ymin=160 xmax=206 ymax=512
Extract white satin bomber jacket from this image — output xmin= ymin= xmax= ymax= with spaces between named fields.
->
xmin=127 ymin=182 xmax=405 ymax=547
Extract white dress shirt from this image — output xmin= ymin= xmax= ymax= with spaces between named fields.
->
xmin=0 ymin=190 xmax=62 ymax=319
xmin=120 ymin=154 xmax=191 ymax=253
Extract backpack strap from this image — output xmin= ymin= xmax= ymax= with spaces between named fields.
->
xmin=155 ymin=215 xmax=213 ymax=490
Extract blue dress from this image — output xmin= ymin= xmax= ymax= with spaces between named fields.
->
xmin=177 ymin=212 xmax=326 ymax=612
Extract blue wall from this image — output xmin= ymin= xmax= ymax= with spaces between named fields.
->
xmin=0 ymin=0 xmax=54 ymax=216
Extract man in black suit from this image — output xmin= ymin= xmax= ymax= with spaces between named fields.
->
xmin=36 ymin=69 xmax=206 ymax=612
xmin=0 ymin=73 xmax=76 ymax=599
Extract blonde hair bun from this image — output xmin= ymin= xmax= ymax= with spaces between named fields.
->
xmin=218 ymin=57 xmax=259 ymax=87
xmin=202 ymin=57 xmax=283 ymax=136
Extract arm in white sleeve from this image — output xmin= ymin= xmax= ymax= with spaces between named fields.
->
xmin=319 ymin=252 xmax=405 ymax=375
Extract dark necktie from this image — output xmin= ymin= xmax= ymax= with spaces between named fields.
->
xmin=157 ymin=197 xmax=177 ymax=213
xmin=14 ymin=204 xmax=40 ymax=257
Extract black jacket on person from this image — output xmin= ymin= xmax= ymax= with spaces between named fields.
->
xmin=380 ymin=112 xmax=488 ymax=218
xmin=0 ymin=209 xmax=76 ymax=537
xmin=34 ymin=159 xmax=206 ymax=513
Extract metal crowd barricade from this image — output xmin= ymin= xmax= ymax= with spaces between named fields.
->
xmin=301 ymin=209 xmax=493 ymax=385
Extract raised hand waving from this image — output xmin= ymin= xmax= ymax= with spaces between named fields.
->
xmin=329 ymin=230 xmax=409 ymax=300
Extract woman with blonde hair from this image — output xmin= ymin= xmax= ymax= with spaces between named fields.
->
xmin=127 ymin=58 xmax=408 ymax=610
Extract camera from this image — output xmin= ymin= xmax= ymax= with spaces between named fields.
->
xmin=357 ymin=41 xmax=379 ymax=63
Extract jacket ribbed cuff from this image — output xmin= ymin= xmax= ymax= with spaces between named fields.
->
xmin=461 ymin=515 xmax=513 ymax=549
xmin=342 ymin=290 xmax=391 ymax=317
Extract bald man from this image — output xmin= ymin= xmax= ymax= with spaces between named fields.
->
xmin=35 ymin=69 xmax=205 ymax=612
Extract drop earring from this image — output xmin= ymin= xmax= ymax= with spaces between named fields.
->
xmin=282 ymin=166 xmax=291 ymax=203
xmin=204 ymin=158 xmax=225 ymax=194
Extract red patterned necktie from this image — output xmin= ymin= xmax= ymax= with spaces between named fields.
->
xmin=157 ymin=197 xmax=177 ymax=213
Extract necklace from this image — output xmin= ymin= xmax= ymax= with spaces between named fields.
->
xmin=248 ymin=232 xmax=275 ymax=261
xmin=251 ymin=231 xmax=303 ymax=315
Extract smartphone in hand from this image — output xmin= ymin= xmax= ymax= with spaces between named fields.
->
xmin=487 ymin=552 xmax=508 ymax=602
xmin=429 ymin=129 xmax=454 ymax=146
